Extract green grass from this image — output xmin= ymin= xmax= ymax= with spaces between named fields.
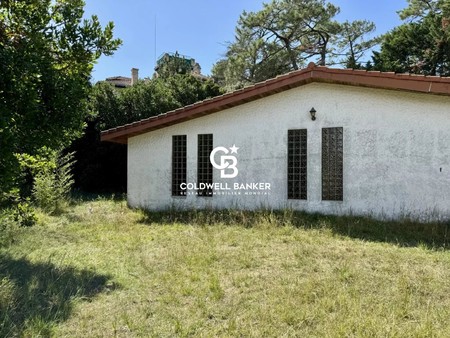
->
xmin=1 ymin=197 xmax=450 ymax=337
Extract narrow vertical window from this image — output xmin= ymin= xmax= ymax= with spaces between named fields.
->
xmin=288 ymin=129 xmax=307 ymax=199
xmin=322 ymin=127 xmax=343 ymax=201
xmin=172 ymin=135 xmax=187 ymax=196
xmin=198 ymin=134 xmax=213 ymax=197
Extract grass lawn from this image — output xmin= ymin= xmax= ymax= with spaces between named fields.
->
xmin=1 ymin=197 xmax=450 ymax=337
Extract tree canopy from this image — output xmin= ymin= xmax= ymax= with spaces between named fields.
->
xmin=71 ymin=74 xmax=223 ymax=192
xmin=212 ymin=0 xmax=379 ymax=90
xmin=373 ymin=0 xmax=450 ymax=75
xmin=0 ymin=0 xmax=121 ymax=196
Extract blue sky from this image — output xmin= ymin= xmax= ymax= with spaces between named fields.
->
xmin=84 ymin=0 xmax=407 ymax=82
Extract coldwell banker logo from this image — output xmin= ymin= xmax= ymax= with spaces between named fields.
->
xmin=180 ymin=144 xmax=271 ymax=195
xmin=210 ymin=144 xmax=239 ymax=178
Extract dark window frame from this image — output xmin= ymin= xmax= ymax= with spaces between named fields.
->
xmin=287 ymin=129 xmax=307 ymax=200
xmin=197 ymin=134 xmax=213 ymax=197
xmin=172 ymin=135 xmax=187 ymax=197
xmin=322 ymin=127 xmax=343 ymax=201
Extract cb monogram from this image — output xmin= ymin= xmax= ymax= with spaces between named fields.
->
xmin=210 ymin=145 xmax=239 ymax=178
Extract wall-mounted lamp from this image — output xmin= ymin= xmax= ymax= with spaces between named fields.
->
xmin=309 ymin=107 xmax=317 ymax=121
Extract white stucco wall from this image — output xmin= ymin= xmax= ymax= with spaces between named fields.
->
xmin=128 ymin=83 xmax=450 ymax=221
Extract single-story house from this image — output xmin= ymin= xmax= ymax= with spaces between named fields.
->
xmin=101 ymin=63 xmax=450 ymax=221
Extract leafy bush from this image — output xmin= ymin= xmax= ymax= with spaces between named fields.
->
xmin=0 ymin=189 xmax=37 ymax=230
xmin=32 ymin=152 xmax=75 ymax=214
xmin=12 ymin=201 xmax=38 ymax=227
xmin=0 ymin=202 xmax=35 ymax=249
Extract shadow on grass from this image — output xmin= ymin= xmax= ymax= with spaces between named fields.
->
xmin=140 ymin=209 xmax=450 ymax=250
xmin=0 ymin=254 xmax=115 ymax=337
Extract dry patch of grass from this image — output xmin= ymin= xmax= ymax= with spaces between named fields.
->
xmin=1 ymin=198 xmax=450 ymax=337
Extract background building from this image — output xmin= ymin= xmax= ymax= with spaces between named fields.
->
xmin=154 ymin=52 xmax=208 ymax=80
xmin=105 ymin=68 xmax=139 ymax=88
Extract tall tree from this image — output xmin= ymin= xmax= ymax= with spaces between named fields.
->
xmin=212 ymin=26 xmax=291 ymax=90
xmin=373 ymin=0 xmax=450 ymax=75
xmin=333 ymin=20 xmax=380 ymax=69
xmin=398 ymin=0 xmax=446 ymax=20
xmin=242 ymin=0 xmax=341 ymax=69
xmin=212 ymin=0 xmax=340 ymax=89
xmin=213 ymin=0 xmax=377 ymax=89
xmin=0 ymin=0 xmax=121 ymax=196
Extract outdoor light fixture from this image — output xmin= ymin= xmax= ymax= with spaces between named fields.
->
xmin=309 ymin=107 xmax=317 ymax=121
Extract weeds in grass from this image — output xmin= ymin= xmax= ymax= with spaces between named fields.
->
xmin=0 ymin=254 xmax=113 ymax=337
xmin=32 ymin=152 xmax=75 ymax=215
xmin=140 ymin=208 xmax=450 ymax=250
xmin=1 ymin=197 xmax=450 ymax=337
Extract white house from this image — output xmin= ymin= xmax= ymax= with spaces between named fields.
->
xmin=101 ymin=63 xmax=450 ymax=221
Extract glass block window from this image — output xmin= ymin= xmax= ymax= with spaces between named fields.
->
xmin=172 ymin=135 xmax=187 ymax=196
xmin=322 ymin=127 xmax=343 ymax=201
xmin=198 ymin=134 xmax=213 ymax=197
xmin=288 ymin=129 xmax=307 ymax=199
